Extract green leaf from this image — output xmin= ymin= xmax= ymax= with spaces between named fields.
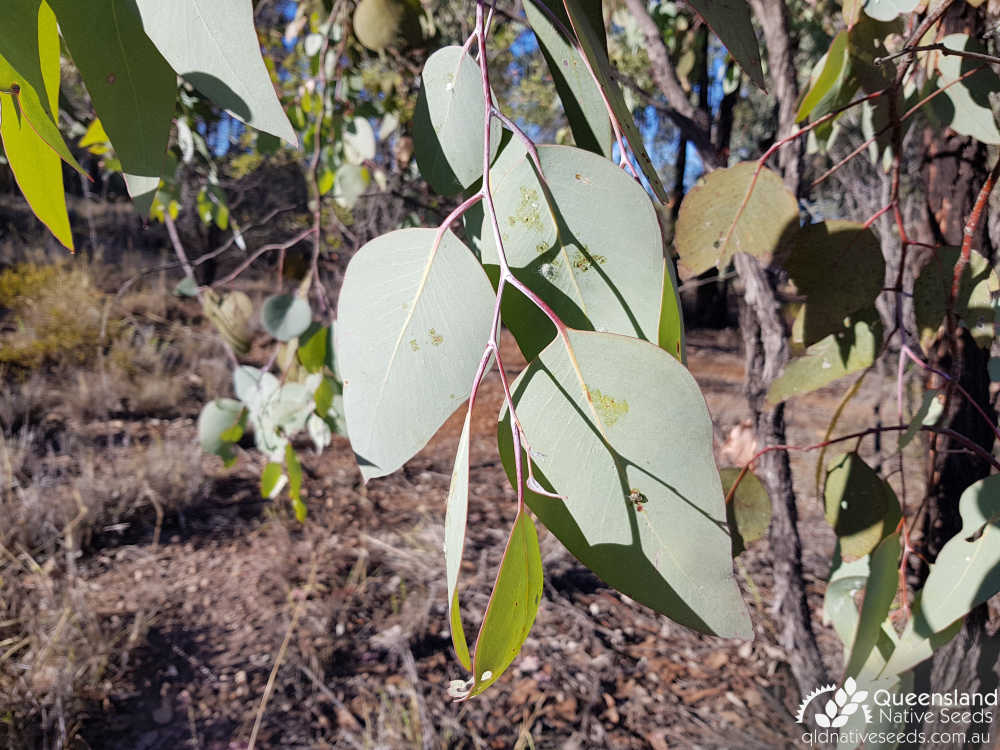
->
xmin=720 ymin=468 xmax=772 ymax=556
xmin=0 ymin=2 xmax=76 ymax=250
xmin=298 ymin=324 xmax=329 ymax=373
xmin=260 ymin=462 xmax=285 ymax=499
xmin=313 ymin=375 xmax=337 ymax=418
xmin=767 ymin=312 xmax=881 ymax=405
xmin=845 ymin=532 xmax=899 ymax=677
xmin=198 ymin=398 xmax=244 ymax=460
xmin=477 ymin=144 xmax=666 ymax=362
xmin=658 ymin=258 xmax=685 ymax=362
xmin=684 ymin=0 xmax=766 ymax=91
xmin=286 ymin=442 xmax=306 ymax=521
xmin=499 ymin=330 xmax=751 ymax=638
xmin=523 ymin=0 xmax=611 ymax=157
xmin=261 ymin=294 xmax=312 ymax=342
xmin=898 ymin=389 xmax=942 ymax=450
xmin=928 ymin=34 xmax=1000 ymax=144
xmin=134 ymin=0 xmax=297 ymax=145
xmin=445 ymin=411 xmax=473 ymax=671
xmin=336 ymin=228 xmax=494 ymax=480
xmin=796 ymin=31 xmax=857 ymax=124
xmin=674 ymin=162 xmax=799 ymax=279
xmin=921 ymin=474 xmax=1000 ymax=632
xmin=51 ymin=0 xmax=177 ymax=213
xmin=0 ymin=1 xmax=84 ymax=173
xmin=559 ymin=0 xmax=669 ymax=203
xmin=862 ymin=0 xmax=919 ymax=22
xmin=173 ymin=276 xmax=199 ymax=297
xmin=913 ymin=247 xmax=997 ymax=354
xmin=413 ymin=45 xmax=500 ymax=195
xmin=0 ymin=94 xmax=73 ymax=251
xmin=880 ymin=592 xmax=963 ymax=677
xmin=353 ymin=0 xmax=421 ymax=52
xmin=464 ymin=508 xmax=543 ymax=698
xmin=783 ymin=221 xmax=885 ymax=346
xmin=824 ymin=452 xmax=901 ymax=560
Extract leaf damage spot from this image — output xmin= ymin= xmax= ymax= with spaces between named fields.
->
xmin=507 ymin=186 xmax=543 ymax=232
xmin=570 ymin=249 xmax=607 ymax=272
xmin=409 ymin=339 xmax=420 ymax=351
xmin=429 ymin=328 xmax=443 ymax=346
xmin=586 ymin=387 xmax=629 ymax=427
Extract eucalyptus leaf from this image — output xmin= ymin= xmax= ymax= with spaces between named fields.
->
xmin=261 ymin=294 xmax=312 ymax=342
xmin=824 ymin=452 xmax=901 ymax=560
xmin=51 ymin=0 xmax=176 ymax=213
xmin=558 ymin=0 xmax=669 ymax=202
xmin=880 ymin=593 xmax=963 ymax=677
xmin=498 ymin=330 xmax=751 ymax=637
xmin=477 ymin=144 xmax=666 ymax=361
xmin=198 ymin=398 xmax=244 ymax=460
xmin=675 ymin=163 xmax=799 ymax=279
xmin=913 ymin=247 xmax=997 ymax=354
xmin=720 ymin=468 xmax=772 ymax=556
xmin=524 ymin=0 xmax=612 ymax=158
xmin=413 ymin=45 xmax=500 ymax=195
xmin=767 ymin=312 xmax=881 ymax=405
xmin=464 ymin=509 xmax=543 ymax=699
xmin=921 ymin=474 xmax=1000 ymax=632
xmin=783 ymin=221 xmax=885 ymax=346
xmin=445 ymin=412 xmax=474 ymax=671
xmin=684 ymin=0 xmax=766 ymax=91
xmin=260 ymin=462 xmax=285 ymax=499
xmin=929 ymin=34 xmax=1000 ymax=144
xmin=336 ymin=228 xmax=494 ymax=480
xmin=845 ymin=532 xmax=899 ymax=677
xmin=134 ymin=0 xmax=297 ymax=145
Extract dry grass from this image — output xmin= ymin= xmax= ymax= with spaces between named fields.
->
xmin=0 ymin=256 xmax=233 ymax=746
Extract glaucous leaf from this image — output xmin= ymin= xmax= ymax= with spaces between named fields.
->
xmin=134 ymin=0 xmax=297 ymax=145
xmin=845 ymin=533 xmax=899 ymax=677
xmin=413 ymin=46 xmax=500 ymax=195
xmin=559 ymin=0 xmax=669 ymax=202
xmin=336 ymin=228 xmax=494 ymax=480
xmin=445 ymin=411 xmax=474 ymax=671
xmin=261 ymin=294 xmax=312 ymax=342
xmin=499 ymin=330 xmax=751 ymax=638
xmin=198 ymin=398 xmax=244 ymax=461
xmin=477 ymin=144 xmax=666 ymax=361
xmin=880 ymin=592 xmax=963 ymax=676
xmin=928 ymin=34 xmax=1000 ymax=144
xmin=343 ymin=116 xmax=376 ymax=164
xmin=921 ymin=474 xmax=1000 ymax=632
xmin=824 ymin=452 xmax=901 ymax=560
xmin=823 ymin=544 xmax=870 ymax=648
xmin=523 ymin=0 xmax=612 ymax=158
xmin=862 ymin=0 xmax=919 ymax=22
xmin=674 ymin=162 xmax=799 ymax=279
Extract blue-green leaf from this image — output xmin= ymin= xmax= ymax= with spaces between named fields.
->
xmin=134 ymin=0 xmax=297 ymax=145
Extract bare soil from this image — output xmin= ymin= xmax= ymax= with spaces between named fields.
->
xmin=4 ymin=324 xmax=892 ymax=749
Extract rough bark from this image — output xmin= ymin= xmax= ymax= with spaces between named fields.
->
xmin=735 ymin=254 xmax=829 ymax=695
xmin=737 ymin=0 xmax=829 ymax=701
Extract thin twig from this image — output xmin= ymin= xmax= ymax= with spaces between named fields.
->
xmin=876 ymin=42 xmax=1000 ymax=67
